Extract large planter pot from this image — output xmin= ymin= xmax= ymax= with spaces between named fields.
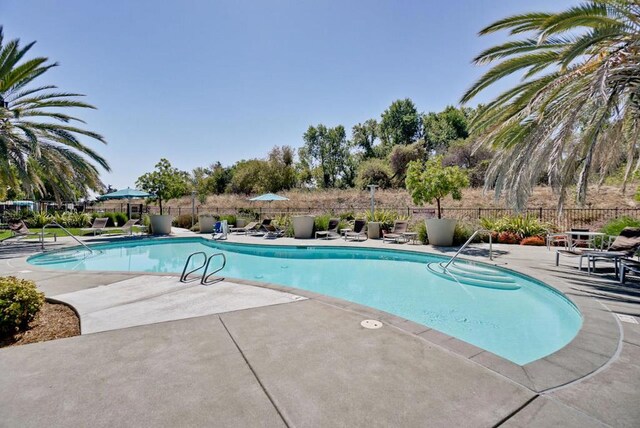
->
xmin=292 ymin=215 xmax=315 ymax=239
xmin=198 ymin=215 xmax=215 ymax=233
xmin=150 ymin=214 xmax=172 ymax=235
xmin=236 ymin=218 xmax=247 ymax=228
xmin=425 ymin=218 xmax=457 ymax=246
xmin=367 ymin=222 xmax=381 ymax=239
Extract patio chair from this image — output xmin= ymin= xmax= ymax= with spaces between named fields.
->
xmin=619 ymin=258 xmax=640 ymax=284
xmin=581 ymin=227 xmax=640 ymax=275
xmin=121 ymin=219 xmax=140 ymax=235
xmin=382 ymin=221 xmax=409 ymax=243
xmin=81 ymin=217 xmax=109 ymax=236
xmin=556 ymin=227 xmax=640 ymax=273
xmin=546 ymin=232 xmax=569 ymax=250
xmin=262 ymin=224 xmax=284 ymax=239
xmin=344 ymin=219 xmax=368 ymax=241
xmin=230 ymin=221 xmax=258 ymax=234
xmin=1 ymin=220 xmax=56 ymax=244
xmin=315 ymin=218 xmax=340 ymax=240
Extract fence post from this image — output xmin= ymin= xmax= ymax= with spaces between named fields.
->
xmin=478 ymin=208 xmax=481 ymax=219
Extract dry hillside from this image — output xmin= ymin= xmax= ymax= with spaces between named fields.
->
xmin=103 ymin=184 xmax=640 ymax=211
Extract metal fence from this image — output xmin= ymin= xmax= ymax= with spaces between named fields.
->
xmin=85 ymin=205 xmax=640 ymax=230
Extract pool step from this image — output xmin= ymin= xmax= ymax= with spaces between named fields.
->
xmin=29 ymin=250 xmax=98 ymax=265
xmin=427 ymin=262 xmax=521 ymax=290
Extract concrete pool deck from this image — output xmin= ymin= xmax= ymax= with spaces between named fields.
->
xmin=0 ymin=233 xmax=638 ymax=427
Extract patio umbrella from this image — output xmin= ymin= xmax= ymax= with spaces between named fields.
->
xmin=97 ymin=187 xmax=153 ymax=220
xmin=248 ymin=193 xmax=289 ymax=218
xmin=248 ymin=193 xmax=289 ymax=202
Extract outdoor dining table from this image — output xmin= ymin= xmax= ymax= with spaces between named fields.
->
xmin=563 ymin=231 xmax=606 ymax=250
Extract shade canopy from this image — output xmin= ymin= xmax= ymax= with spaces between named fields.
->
xmin=97 ymin=187 xmax=153 ymax=200
xmin=248 ymin=193 xmax=289 ymax=202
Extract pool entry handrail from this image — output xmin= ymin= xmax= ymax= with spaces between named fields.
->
xmin=443 ymin=229 xmax=493 ymax=270
xmin=41 ymin=222 xmax=94 ymax=253
xmin=180 ymin=251 xmax=226 ymax=285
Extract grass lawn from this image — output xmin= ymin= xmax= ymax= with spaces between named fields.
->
xmin=0 ymin=227 xmax=146 ymax=240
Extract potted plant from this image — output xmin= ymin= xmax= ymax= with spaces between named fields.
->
xmin=405 ymin=155 xmax=469 ymax=246
xmin=292 ymin=215 xmax=315 ymax=239
xmin=136 ymin=158 xmax=190 ymax=235
xmin=198 ymin=214 xmax=216 ymax=233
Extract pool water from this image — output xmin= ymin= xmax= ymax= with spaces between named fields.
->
xmin=28 ymin=238 xmax=581 ymax=365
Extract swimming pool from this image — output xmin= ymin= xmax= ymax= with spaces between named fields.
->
xmin=28 ymin=238 xmax=581 ymax=365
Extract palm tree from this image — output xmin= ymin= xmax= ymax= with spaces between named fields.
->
xmin=0 ymin=27 xmax=109 ymax=201
xmin=461 ymin=0 xmax=640 ymax=210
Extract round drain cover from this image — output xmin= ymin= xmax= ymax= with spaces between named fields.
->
xmin=361 ymin=319 xmax=383 ymax=329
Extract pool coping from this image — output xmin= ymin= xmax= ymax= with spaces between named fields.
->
xmin=19 ymin=235 xmax=623 ymax=393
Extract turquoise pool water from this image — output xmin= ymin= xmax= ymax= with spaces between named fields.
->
xmin=28 ymin=238 xmax=581 ymax=365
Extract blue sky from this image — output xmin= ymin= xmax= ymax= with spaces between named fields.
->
xmin=2 ymin=0 xmax=575 ymax=190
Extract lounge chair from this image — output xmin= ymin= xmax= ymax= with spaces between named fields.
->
xmin=619 ymin=258 xmax=640 ymax=284
xmin=120 ymin=219 xmax=140 ymax=235
xmin=1 ymin=220 xmax=56 ymax=244
xmin=262 ymin=224 xmax=284 ymax=239
xmin=344 ymin=219 xmax=368 ymax=241
xmin=382 ymin=221 xmax=409 ymax=243
xmin=315 ymin=218 xmax=340 ymax=239
xmin=81 ymin=217 xmax=109 ymax=236
xmin=230 ymin=221 xmax=258 ymax=234
xmin=556 ymin=227 xmax=640 ymax=273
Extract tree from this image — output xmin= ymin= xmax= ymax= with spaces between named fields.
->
xmin=0 ymin=27 xmax=109 ymax=201
xmin=388 ymin=141 xmax=426 ymax=186
xmin=264 ymin=145 xmax=297 ymax=191
xmin=227 ymin=159 xmax=267 ymax=195
xmin=379 ymin=99 xmax=420 ymax=153
xmin=442 ymin=139 xmax=493 ymax=187
xmin=405 ymin=155 xmax=469 ymax=219
xmin=461 ymin=0 xmax=640 ymax=210
xmin=351 ymin=119 xmax=379 ymax=159
xmin=356 ymin=158 xmax=392 ymax=189
xmin=136 ymin=159 xmax=190 ymax=215
xmin=300 ymin=124 xmax=353 ymax=188
xmin=422 ymin=106 xmax=471 ymax=154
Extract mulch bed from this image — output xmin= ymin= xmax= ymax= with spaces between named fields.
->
xmin=0 ymin=302 xmax=80 ymax=348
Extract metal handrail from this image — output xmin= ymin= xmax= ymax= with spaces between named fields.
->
xmin=180 ymin=251 xmax=208 ymax=283
xmin=443 ymin=229 xmax=493 ymax=270
xmin=202 ymin=253 xmax=226 ymax=285
xmin=41 ymin=222 xmax=94 ymax=253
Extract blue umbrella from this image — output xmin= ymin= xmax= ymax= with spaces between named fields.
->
xmin=248 ymin=193 xmax=289 ymax=202
xmin=97 ymin=187 xmax=153 ymax=219
xmin=97 ymin=188 xmax=153 ymax=200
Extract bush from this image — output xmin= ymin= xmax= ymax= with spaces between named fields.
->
xmin=417 ymin=221 xmax=428 ymax=244
xmin=497 ymin=231 xmax=521 ymax=244
xmin=600 ymin=216 xmax=640 ymax=237
xmin=480 ymin=215 xmax=549 ymax=240
xmin=172 ymin=214 xmax=194 ymax=229
xmin=0 ymin=276 xmax=44 ymax=335
xmin=453 ymin=223 xmax=474 ymax=245
xmin=91 ymin=212 xmax=127 ymax=227
xmin=25 ymin=212 xmax=52 ymax=228
xmin=520 ymin=236 xmax=545 ymax=246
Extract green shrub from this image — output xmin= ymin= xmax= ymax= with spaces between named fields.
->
xmin=273 ymin=214 xmax=294 ymax=237
xmin=600 ymin=216 xmax=640 ymax=237
xmin=91 ymin=212 xmax=126 ymax=227
xmin=172 ymin=214 xmax=194 ymax=228
xmin=0 ymin=276 xmax=44 ymax=335
xmin=219 ymin=215 xmax=237 ymax=226
xmin=417 ymin=221 xmax=428 ymax=244
xmin=480 ymin=215 xmax=548 ymax=239
xmin=114 ymin=212 xmax=128 ymax=226
xmin=24 ymin=212 xmax=51 ymax=228
xmin=453 ymin=223 xmax=474 ymax=245
xmin=358 ymin=209 xmax=409 ymax=232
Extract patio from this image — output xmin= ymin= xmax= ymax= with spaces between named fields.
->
xmin=0 ymin=233 xmax=638 ymax=427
